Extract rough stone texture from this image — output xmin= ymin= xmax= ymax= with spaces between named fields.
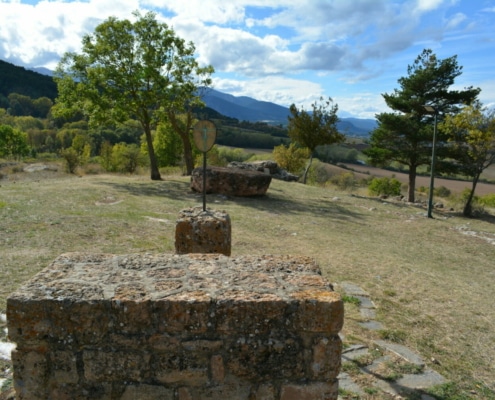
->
xmin=191 ymin=166 xmax=272 ymax=196
xmin=175 ymin=208 xmax=231 ymax=256
xmin=7 ymin=253 xmax=343 ymax=400
xmin=228 ymin=161 xmax=299 ymax=182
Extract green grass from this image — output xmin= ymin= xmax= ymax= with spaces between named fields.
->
xmin=1 ymin=165 xmax=495 ymax=398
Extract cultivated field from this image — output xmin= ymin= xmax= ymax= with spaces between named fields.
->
xmin=1 ymin=163 xmax=495 ymax=398
xmin=342 ymin=163 xmax=495 ymax=196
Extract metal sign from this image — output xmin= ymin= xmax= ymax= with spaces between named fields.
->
xmin=193 ymin=120 xmax=217 ymax=153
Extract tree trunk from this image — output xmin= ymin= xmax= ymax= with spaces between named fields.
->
xmin=407 ymin=165 xmax=416 ymax=203
xmin=182 ymin=135 xmax=194 ymax=175
xmin=302 ymin=153 xmax=313 ymax=184
xmin=168 ymin=111 xmax=194 ymax=175
xmin=463 ymin=174 xmax=480 ymax=217
xmin=144 ymin=126 xmax=162 ymax=181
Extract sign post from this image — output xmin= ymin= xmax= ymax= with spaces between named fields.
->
xmin=192 ymin=120 xmax=217 ymax=211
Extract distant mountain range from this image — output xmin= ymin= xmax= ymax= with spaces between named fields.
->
xmin=1 ymin=59 xmax=377 ymax=136
xmin=202 ymin=89 xmax=377 ymax=136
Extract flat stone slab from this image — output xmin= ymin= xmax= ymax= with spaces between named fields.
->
xmin=342 ymin=345 xmax=369 ymax=361
xmin=337 ymin=372 xmax=365 ymax=396
xmin=358 ymin=320 xmax=384 ymax=330
xmin=374 ymin=340 xmax=425 ymax=366
xmin=355 ymin=295 xmax=375 ymax=309
xmin=339 ymin=282 xmax=370 ymax=297
xmin=396 ymin=369 xmax=447 ymax=389
xmin=360 ymin=307 xmax=376 ymax=320
xmin=375 ymin=369 xmax=446 ymax=395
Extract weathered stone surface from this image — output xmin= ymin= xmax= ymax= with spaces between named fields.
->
xmin=228 ymin=161 xmax=299 ymax=182
xmin=280 ymin=381 xmax=339 ymax=400
xmin=121 ymin=384 xmax=174 ymax=400
xmin=7 ymin=253 xmax=343 ymax=399
xmin=175 ymin=207 xmax=231 ymax=256
xmin=191 ymin=166 xmax=272 ymax=196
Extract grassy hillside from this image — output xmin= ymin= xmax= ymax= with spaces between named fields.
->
xmin=1 ymin=165 xmax=494 ymax=398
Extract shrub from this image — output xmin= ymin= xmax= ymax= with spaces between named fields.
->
xmin=273 ymin=143 xmax=309 ymax=173
xmin=479 ymin=193 xmax=495 ymax=207
xmin=194 ymin=145 xmax=224 ymax=167
xmin=61 ymin=147 xmax=80 ymax=174
xmin=368 ymin=177 xmax=402 ymax=196
xmin=331 ymin=171 xmax=358 ymax=191
xmin=448 ymin=188 xmax=486 ymax=216
xmin=218 ymin=147 xmax=253 ymax=163
xmin=434 ymin=186 xmax=451 ymax=198
xmin=112 ymin=143 xmax=145 ymax=174
xmin=306 ymin=160 xmax=330 ymax=185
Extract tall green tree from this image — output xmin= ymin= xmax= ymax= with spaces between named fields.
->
xmin=287 ymin=97 xmax=343 ymax=184
xmin=441 ymin=103 xmax=495 ymax=217
xmin=53 ymin=11 xmax=213 ymax=180
xmin=365 ymin=49 xmax=480 ymax=202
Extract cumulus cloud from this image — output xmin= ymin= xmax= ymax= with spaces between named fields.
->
xmin=0 ymin=0 xmax=139 ymax=68
xmin=0 ymin=0 xmax=493 ymax=117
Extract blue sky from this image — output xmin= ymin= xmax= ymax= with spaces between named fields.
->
xmin=0 ymin=0 xmax=494 ymax=119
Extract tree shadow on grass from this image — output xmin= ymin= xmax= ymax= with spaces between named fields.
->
xmin=96 ymin=178 xmax=364 ymax=224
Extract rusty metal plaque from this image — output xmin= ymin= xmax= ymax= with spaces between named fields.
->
xmin=193 ymin=120 xmax=217 ymax=153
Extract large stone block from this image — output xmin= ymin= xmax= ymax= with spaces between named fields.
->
xmin=191 ymin=166 xmax=272 ymax=196
xmin=7 ymin=253 xmax=343 ymax=399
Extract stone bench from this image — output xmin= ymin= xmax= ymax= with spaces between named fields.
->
xmin=190 ymin=166 xmax=272 ymax=196
xmin=7 ymin=253 xmax=343 ymax=400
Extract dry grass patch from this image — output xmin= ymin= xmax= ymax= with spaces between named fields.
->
xmin=1 ymin=163 xmax=495 ymax=398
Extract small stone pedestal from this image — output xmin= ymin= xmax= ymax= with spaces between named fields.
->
xmin=175 ymin=207 xmax=231 ymax=256
xmin=7 ymin=253 xmax=343 ymax=400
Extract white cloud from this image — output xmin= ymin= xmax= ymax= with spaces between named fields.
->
xmin=0 ymin=0 xmax=139 ymax=68
xmin=0 ymin=0 xmax=493 ymax=118
xmin=416 ymin=0 xmax=444 ymax=12
xmin=335 ymin=93 xmax=388 ymax=119
xmin=478 ymin=80 xmax=495 ymax=110
xmin=213 ymin=75 xmax=324 ymax=108
xmin=445 ymin=12 xmax=467 ymax=30
xmin=143 ymin=0 xmax=246 ymax=24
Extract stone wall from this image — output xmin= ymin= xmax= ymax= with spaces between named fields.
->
xmin=7 ymin=253 xmax=343 ymax=400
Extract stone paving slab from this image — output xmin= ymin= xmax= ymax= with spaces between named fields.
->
xmin=337 ymin=372 xmax=366 ymax=396
xmin=375 ymin=369 xmax=447 ymax=395
xmin=339 ymin=282 xmax=370 ymax=297
xmin=374 ymin=340 xmax=425 ymax=366
xmin=341 ymin=345 xmax=369 ymax=362
xmin=355 ymin=295 xmax=375 ymax=309
xmin=360 ymin=307 xmax=376 ymax=320
xmin=358 ymin=320 xmax=384 ymax=330
xmin=396 ymin=369 xmax=447 ymax=389
xmin=340 ymin=282 xmax=447 ymax=399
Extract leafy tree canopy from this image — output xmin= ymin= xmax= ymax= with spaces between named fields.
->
xmin=365 ymin=49 xmax=480 ymax=202
xmin=441 ymin=102 xmax=495 ymax=216
xmin=53 ymin=11 xmax=213 ymax=180
xmin=287 ymin=97 xmax=343 ymax=183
